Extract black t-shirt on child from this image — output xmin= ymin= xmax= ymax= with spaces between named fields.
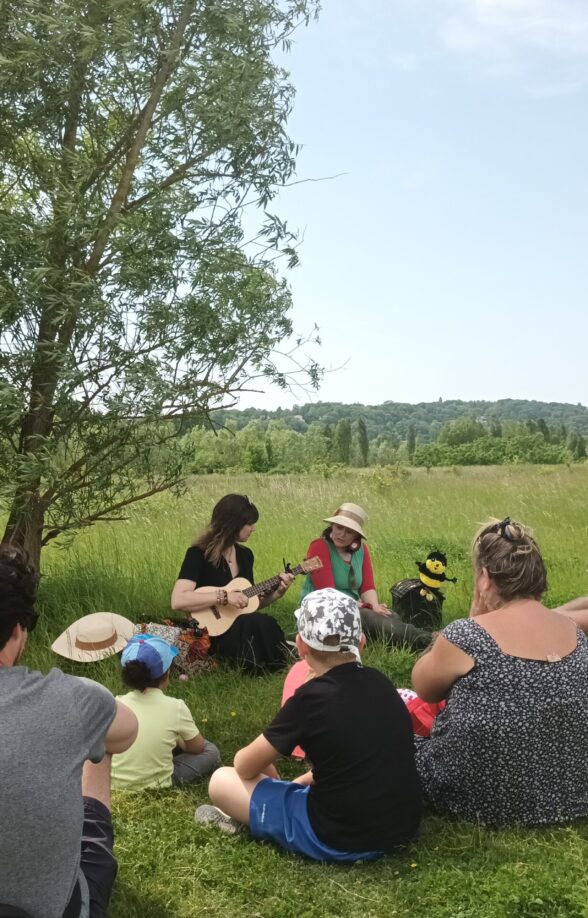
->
xmin=263 ymin=662 xmax=422 ymax=852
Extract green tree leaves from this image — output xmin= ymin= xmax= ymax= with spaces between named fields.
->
xmin=0 ymin=0 xmax=320 ymax=567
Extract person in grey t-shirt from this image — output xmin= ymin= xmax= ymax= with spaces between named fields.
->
xmin=0 ymin=545 xmax=137 ymax=918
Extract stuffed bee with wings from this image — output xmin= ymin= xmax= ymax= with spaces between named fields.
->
xmin=390 ymin=551 xmax=458 ymax=631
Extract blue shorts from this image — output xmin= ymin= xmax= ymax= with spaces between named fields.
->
xmin=249 ymin=778 xmax=384 ymax=863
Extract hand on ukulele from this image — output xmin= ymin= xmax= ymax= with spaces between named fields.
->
xmin=228 ymin=590 xmax=248 ymax=609
xmin=275 ymin=572 xmax=294 ymax=598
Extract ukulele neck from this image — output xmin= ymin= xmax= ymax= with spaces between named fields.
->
xmin=243 ymin=563 xmax=305 ymax=598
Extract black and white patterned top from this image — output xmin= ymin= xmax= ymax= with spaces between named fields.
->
xmin=415 ymin=617 xmax=588 ymax=826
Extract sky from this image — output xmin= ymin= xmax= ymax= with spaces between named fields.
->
xmin=241 ymin=0 xmax=588 ymax=410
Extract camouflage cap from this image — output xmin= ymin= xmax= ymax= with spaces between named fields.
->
xmin=295 ymin=588 xmax=362 ymax=661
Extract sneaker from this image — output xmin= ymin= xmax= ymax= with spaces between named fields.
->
xmin=194 ymin=804 xmax=242 ymax=835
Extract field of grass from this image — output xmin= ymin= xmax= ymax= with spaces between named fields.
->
xmin=26 ymin=466 xmax=588 ymax=917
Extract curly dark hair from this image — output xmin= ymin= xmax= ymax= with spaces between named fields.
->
xmin=0 ymin=543 xmax=40 ymax=651
xmin=122 ymin=659 xmax=166 ymax=691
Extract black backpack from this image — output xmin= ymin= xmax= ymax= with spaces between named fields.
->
xmin=390 ymin=578 xmax=444 ymax=631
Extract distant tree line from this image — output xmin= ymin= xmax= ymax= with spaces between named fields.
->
xmin=184 ymin=413 xmax=586 ymax=473
xmin=207 ymin=398 xmax=588 ymax=444
xmin=413 ymin=419 xmax=585 ymax=467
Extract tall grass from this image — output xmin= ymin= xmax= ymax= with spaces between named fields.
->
xmin=37 ymin=464 xmax=588 ymax=633
xmin=22 ymin=466 xmax=588 ymax=917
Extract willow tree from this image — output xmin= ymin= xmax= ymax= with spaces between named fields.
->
xmin=0 ymin=0 xmax=320 ymax=569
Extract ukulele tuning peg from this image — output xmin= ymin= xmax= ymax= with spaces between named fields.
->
xmin=283 ymin=559 xmax=292 ymax=574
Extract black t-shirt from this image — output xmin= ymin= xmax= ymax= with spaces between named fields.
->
xmin=178 ymin=544 xmax=254 ymax=586
xmin=263 ymin=663 xmax=422 ymax=852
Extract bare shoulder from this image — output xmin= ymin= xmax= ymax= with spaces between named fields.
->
xmin=411 ymin=631 xmax=475 ymax=702
xmin=426 ymin=632 xmax=476 ymax=671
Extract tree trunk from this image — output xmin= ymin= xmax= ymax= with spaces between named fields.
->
xmin=2 ymin=4 xmax=195 ymax=575
xmin=2 ymin=488 xmax=45 ymax=572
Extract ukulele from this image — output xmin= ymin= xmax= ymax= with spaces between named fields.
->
xmin=189 ymin=557 xmax=323 ymax=637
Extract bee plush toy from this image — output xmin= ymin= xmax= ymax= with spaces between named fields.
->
xmin=390 ymin=551 xmax=457 ymax=631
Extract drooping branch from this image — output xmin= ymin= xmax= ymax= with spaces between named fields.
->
xmin=41 ymin=480 xmax=180 ymax=544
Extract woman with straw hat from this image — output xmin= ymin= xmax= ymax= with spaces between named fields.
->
xmin=299 ymin=502 xmax=430 ymax=649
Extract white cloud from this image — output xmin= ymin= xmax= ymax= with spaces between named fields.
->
xmin=437 ymin=0 xmax=588 ymax=91
xmin=456 ymin=0 xmax=588 ymax=52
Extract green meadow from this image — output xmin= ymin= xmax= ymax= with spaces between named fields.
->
xmin=27 ymin=466 xmax=588 ymax=917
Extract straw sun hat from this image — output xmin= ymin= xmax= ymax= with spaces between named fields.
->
xmin=51 ymin=612 xmax=135 ymax=663
xmin=323 ymin=502 xmax=368 ymax=539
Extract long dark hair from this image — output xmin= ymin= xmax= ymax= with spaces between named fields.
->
xmin=194 ymin=494 xmax=259 ymax=566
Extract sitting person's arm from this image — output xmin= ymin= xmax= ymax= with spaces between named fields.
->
xmin=234 ymin=735 xmax=280 ymax=781
xmin=171 ymin=579 xmax=249 ymax=613
xmin=172 ymin=546 xmax=249 ymax=613
xmin=176 ymin=701 xmax=206 ymax=755
xmin=554 ymin=597 xmax=588 ymax=635
xmin=411 ymin=633 xmax=475 ymax=703
xmin=104 ymin=700 xmax=138 ymax=755
xmin=359 ymin=545 xmax=390 ymax=614
xmin=75 ymin=676 xmax=138 ymax=758
xmin=292 ymin=769 xmax=314 ymax=786
xmin=178 ymin=734 xmax=206 ymax=754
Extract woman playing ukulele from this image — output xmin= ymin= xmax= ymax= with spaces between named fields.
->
xmin=171 ymin=494 xmax=293 ymax=674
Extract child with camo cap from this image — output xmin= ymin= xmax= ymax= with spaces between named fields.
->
xmin=196 ymin=588 xmax=422 ymax=861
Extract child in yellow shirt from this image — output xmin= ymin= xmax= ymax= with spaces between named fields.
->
xmin=112 ymin=635 xmax=219 ymax=790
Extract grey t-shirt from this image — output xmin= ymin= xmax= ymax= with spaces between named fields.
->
xmin=0 ymin=666 xmax=117 ymax=918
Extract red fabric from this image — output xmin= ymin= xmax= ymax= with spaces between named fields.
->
xmin=405 ymin=696 xmax=446 ymax=737
xmin=281 ymin=660 xmax=311 ymax=759
xmin=306 ymin=539 xmax=376 ymax=594
xmin=307 ymin=540 xmax=336 ymax=590
xmin=360 ymin=543 xmax=376 ymax=593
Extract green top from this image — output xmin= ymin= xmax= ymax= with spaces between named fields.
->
xmin=300 ymin=539 xmax=364 ymax=602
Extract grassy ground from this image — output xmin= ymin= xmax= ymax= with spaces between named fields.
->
xmin=25 ymin=466 xmax=588 ymax=917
